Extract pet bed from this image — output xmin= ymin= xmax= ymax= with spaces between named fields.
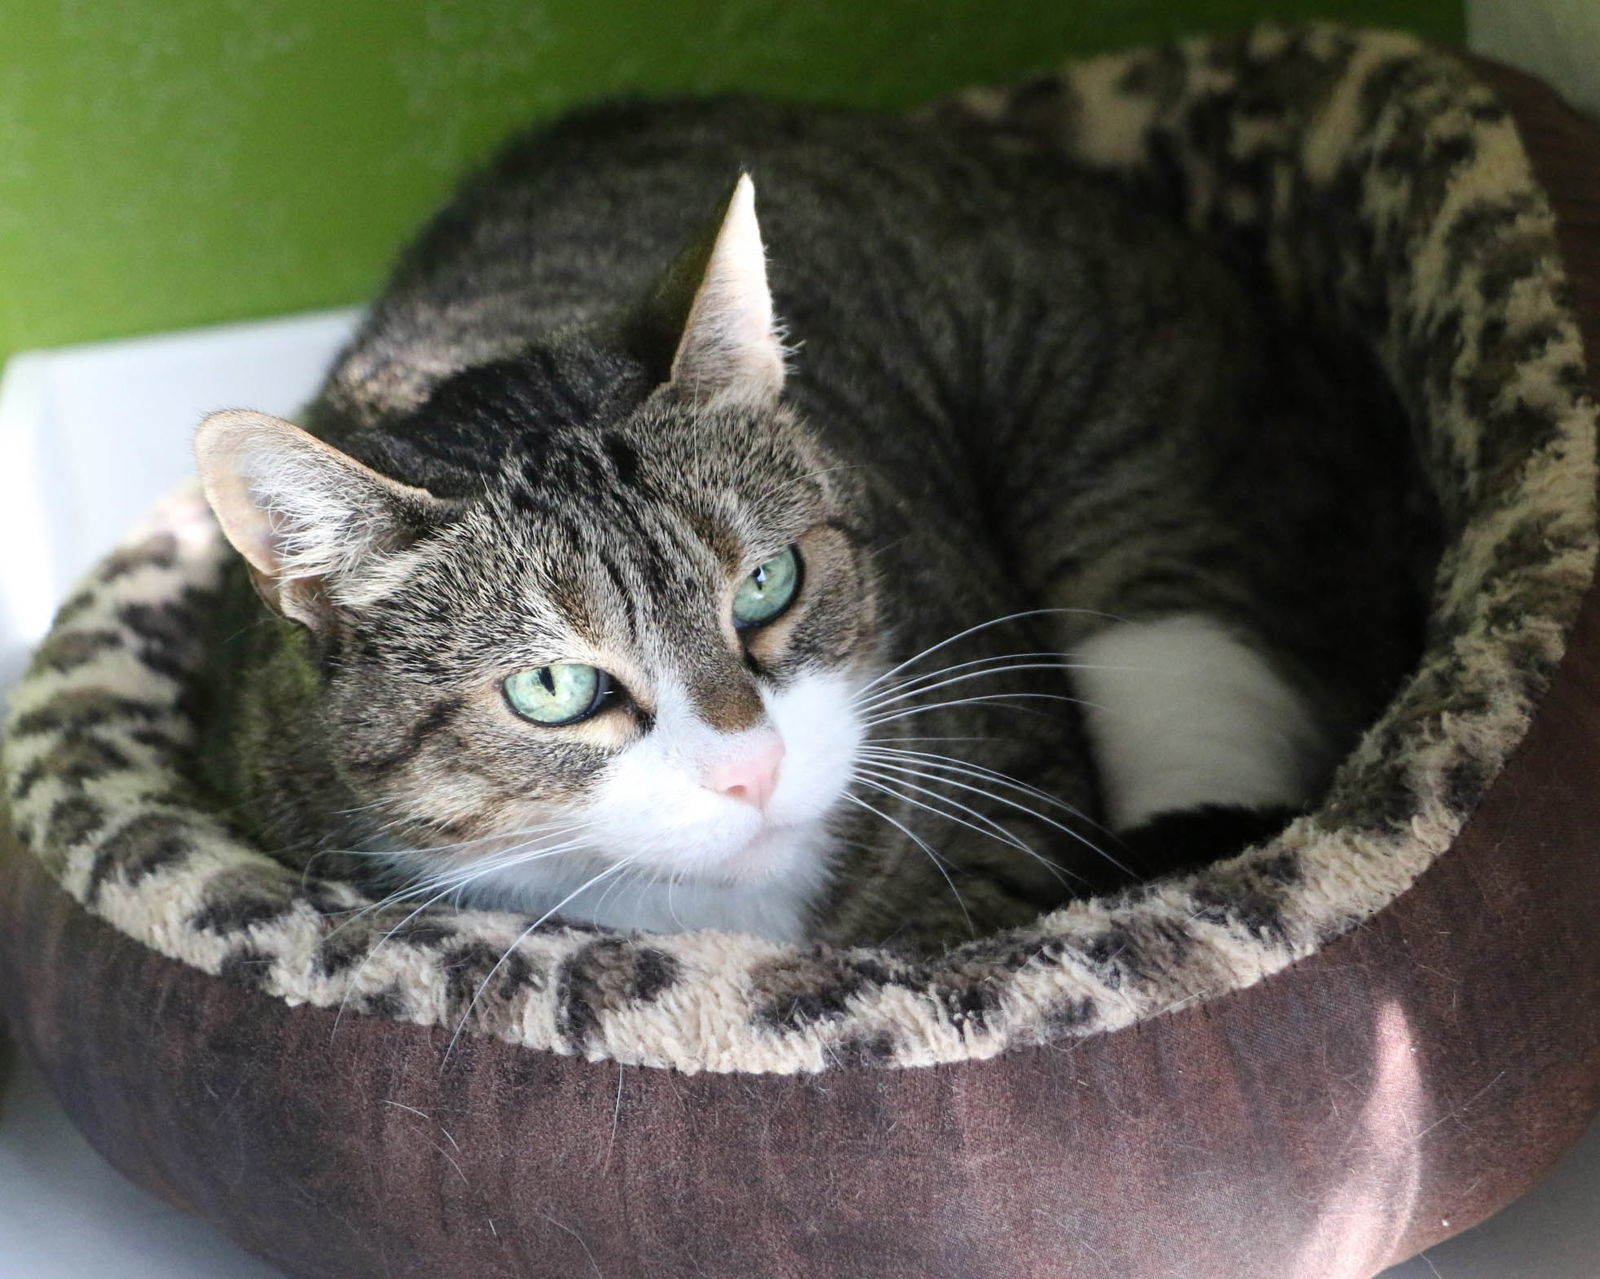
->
xmin=4 ymin=24 xmax=1599 ymax=1279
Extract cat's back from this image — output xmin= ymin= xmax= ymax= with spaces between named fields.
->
xmin=315 ymin=96 xmax=1217 ymax=438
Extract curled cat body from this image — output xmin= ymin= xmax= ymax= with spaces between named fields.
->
xmin=194 ymin=97 xmax=1429 ymax=953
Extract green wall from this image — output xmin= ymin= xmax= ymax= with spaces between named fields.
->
xmin=0 ymin=1 xmax=1463 ymax=367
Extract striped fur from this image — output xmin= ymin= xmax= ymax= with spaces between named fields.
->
xmin=188 ymin=89 xmax=1432 ymax=950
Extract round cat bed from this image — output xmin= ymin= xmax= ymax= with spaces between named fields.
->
xmin=4 ymin=24 xmax=1600 ymax=1279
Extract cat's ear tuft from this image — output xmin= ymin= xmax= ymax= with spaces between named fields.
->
xmin=194 ymin=409 xmax=445 ymax=627
xmin=642 ymin=173 xmax=786 ymax=409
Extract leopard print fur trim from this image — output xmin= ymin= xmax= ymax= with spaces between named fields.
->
xmin=5 ymin=24 xmax=1596 ymax=1074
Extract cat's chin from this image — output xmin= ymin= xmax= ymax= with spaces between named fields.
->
xmin=562 ymin=832 xmax=829 ymax=940
xmin=589 ymin=815 xmax=826 ymax=891
xmin=613 ymin=821 xmax=834 ymax=939
xmin=434 ymin=816 xmax=835 ymax=941
xmin=694 ymin=821 xmax=816 ymax=887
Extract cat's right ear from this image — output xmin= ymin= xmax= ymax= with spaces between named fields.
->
xmin=630 ymin=173 xmax=787 ymax=409
xmin=194 ymin=409 xmax=446 ymax=628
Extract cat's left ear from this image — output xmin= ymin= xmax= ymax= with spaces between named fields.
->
xmin=194 ymin=409 xmax=447 ymax=628
xmin=638 ymin=173 xmax=786 ymax=409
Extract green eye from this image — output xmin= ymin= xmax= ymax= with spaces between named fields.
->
xmin=732 ymin=546 xmax=802 ymax=630
xmin=503 ymin=664 xmax=612 ymax=726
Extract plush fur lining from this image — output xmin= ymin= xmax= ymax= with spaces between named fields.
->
xmin=5 ymin=24 xmax=1596 ymax=1074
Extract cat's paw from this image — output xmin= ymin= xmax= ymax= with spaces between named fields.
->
xmin=1115 ymin=803 xmax=1297 ymax=879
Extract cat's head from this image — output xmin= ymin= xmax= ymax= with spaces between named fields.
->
xmin=196 ymin=176 xmax=880 ymax=928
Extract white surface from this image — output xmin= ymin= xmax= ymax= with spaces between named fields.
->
xmin=0 ymin=308 xmax=359 ymax=690
xmin=0 ymin=1055 xmax=283 ymax=1279
xmin=1 ymin=314 xmax=1598 ymax=1276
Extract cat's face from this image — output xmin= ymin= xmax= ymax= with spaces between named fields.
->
xmin=198 ymin=176 xmax=882 ymax=923
xmin=326 ymin=396 xmax=879 ymax=899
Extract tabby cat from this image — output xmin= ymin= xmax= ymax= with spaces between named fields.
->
xmin=194 ymin=98 xmax=1427 ymax=953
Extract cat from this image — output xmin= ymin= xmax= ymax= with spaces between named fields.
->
xmin=192 ymin=97 xmax=1430 ymax=953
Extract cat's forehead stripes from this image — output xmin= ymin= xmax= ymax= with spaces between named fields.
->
xmin=458 ymin=483 xmax=744 ymax=665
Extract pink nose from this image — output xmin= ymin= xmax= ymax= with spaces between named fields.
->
xmin=705 ymin=732 xmax=785 ymax=810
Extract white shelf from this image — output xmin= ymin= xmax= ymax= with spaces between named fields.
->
xmin=0 ymin=308 xmax=360 ymax=690
xmin=0 ymin=1055 xmax=283 ymax=1279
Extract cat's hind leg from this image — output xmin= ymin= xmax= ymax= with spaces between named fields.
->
xmin=1070 ymin=613 xmax=1328 ymax=871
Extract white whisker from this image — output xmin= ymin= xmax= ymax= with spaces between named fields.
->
xmin=322 ymin=829 xmax=595 ymax=973
xmin=864 ymin=691 xmax=1089 ymax=728
xmin=324 ymin=832 xmax=603 ymax=1035
xmin=859 ymin=755 xmax=1132 ymax=878
xmin=844 ymin=792 xmax=975 ymax=937
xmin=306 ymin=815 xmax=597 ymax=881
xmin=861 ymin=745 xmax=1104 ymax=830
xmin=857 ymin=661 xmax=1082 ymax=714
xmin=853 ymin=650 xmax=1068 ymax=709
xmin=855 ymin=767 xmax=1035 ymax=859
xmin=855 ymin=769 xmax=1078 ymax=891
xmin=441 ymin=856 xmax=640 ymax=1063
xmin=852 ymin=607 xmax=1123 ymax=701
